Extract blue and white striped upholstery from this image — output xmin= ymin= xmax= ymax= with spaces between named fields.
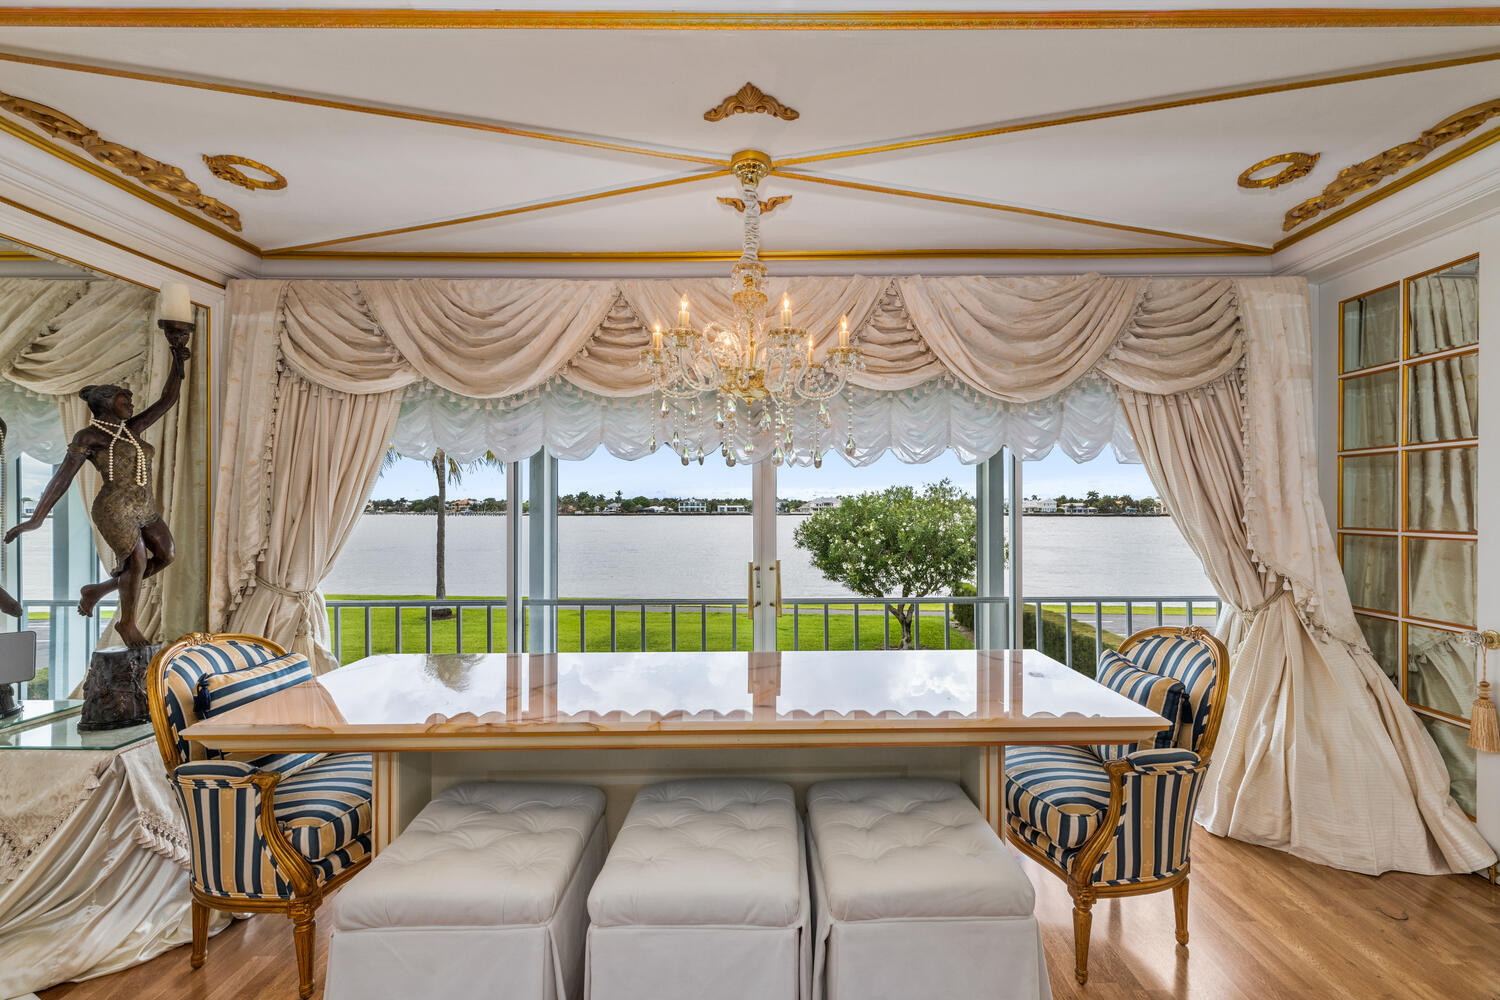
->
xmin=195 ymin=651 xmax=313 ymax=719
xmin=161 ymin=638 xmax=284 ymax=764
xmin=1005 ymin=745 xmax=1112 ymax=849
xmin=1122 ymin=633 xmax=1218 ymax=752
xmin=1090 ymin=650 xmax=1185 ymax=760
xmin=1005 ymin=747 xmax=1205 ymax=885
xmin=172 ymin=758 xmax=373 ymax=899
xmin=273 ymin=753 xmax=372 ymax=862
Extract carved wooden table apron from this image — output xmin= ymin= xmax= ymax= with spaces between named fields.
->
xmin=182 ymin=649 xmax=1168 ymax=850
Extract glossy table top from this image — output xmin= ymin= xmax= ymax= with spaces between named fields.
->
xmin=183 ymin=649 xmax=1169 ymax=752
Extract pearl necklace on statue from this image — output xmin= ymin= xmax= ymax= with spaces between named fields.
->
xmin=90 ymin=418 xmax=148 ymax=487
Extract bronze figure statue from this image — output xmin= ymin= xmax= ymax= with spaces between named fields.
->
xmin=4 ymin=319 xmax=190 ymax=648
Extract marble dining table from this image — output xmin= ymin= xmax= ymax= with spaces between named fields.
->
xmin=183 ymin=648 xmax=1167 ymax=849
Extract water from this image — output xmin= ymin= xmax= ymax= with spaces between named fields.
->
xmin=322 ymin=514 xmax=1213 ymax=599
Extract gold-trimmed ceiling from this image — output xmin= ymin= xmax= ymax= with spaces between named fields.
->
xmin=1 ymin=11 xmax=1499 ymax=265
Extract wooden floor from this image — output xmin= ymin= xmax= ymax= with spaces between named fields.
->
xmin=39 ymin=830 xmax=1500 ymax=1000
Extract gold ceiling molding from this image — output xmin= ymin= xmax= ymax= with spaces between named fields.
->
xmin=775 ymin=48 xmax=1500 ymax=168
xmin=0 ymin=90 xmax=243 ymax=232
xmin=268 ymin=171 xmax=729 ymax=254
xmin=774 ymin=170 xmax=1269 ymax=252
xmin=1237 ymin=152 xmax=1319 ymax=189
xmin=6 ymin=8 xmax=1500 ymax=28
xmin=203 ymin=154 xmax=287 ymax=191
xmin=704 ymin=83 xmax=799 ymax=123
xmin=261 ymin=246 xmax=1267 ymax=262
xmin=1283 ymin=97 xmax=1500 ymax=231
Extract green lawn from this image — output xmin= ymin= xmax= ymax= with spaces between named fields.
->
xmin=325 ymin=596 xmax=1123 ymax=676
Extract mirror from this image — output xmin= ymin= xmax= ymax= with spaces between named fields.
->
xmin=1340 ymin=369 xmax=1399 ymax=450
xmin=1407 ymin=257 xmax=1479 ymax=357
xmin=1406 ymin=446 xmax=1476 ymax=533
xmin=0 ymin=241 xmax=210 ymax=699
xmin=1407 ymin=353 xmax=1478 ymax=444
xmin=1355 ymin=613 xmax=1400 ymax=687
xmin=1420 ymin=713 xmax=1476 ymax=816
xmin=1405 ymin=624 xmax=1473 ymax=720
xmin=1341 ymin=534 xmax=1399 ymax=615
xmin=1406 ymin=537 xmax=1476 ymax=626
xmin=1341 ymin=283 xmax=1401 ymax=372
xmin=1340 ymin=453 xmax=1398 ymax=530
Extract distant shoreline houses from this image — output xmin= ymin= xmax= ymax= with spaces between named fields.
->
xmin=364 ymin=493 xmax=1167 ymax=516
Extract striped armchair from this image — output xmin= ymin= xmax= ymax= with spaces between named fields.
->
xmin=1004 ymin=626 xmax=1229 ymax=985
xmin=147 ymin=633 xmax=372 ymax=1000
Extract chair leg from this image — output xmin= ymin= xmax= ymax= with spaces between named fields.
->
xmin=190 ymin=899 xmax=208 ymax=969
xmin=290 ymin=901 xmax=316 ymax=1000
xmin=1071 ymin=891 xmax=1095 ymax=985
xmin=1173 ymin=877 xmax=1190 ymax=946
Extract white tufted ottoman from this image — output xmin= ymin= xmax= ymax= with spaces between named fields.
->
xmin=325 ymin=782 xmax=607 ymax=1000
xmin=806 ymin=779 xmax=1052 ymax=1000
xmin=585 ymin=778 xmax=810 ymax=1000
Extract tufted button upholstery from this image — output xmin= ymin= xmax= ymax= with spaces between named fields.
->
xmin=588 ymin=778 xmax=802 ymax=929
xmin=332 ymin=781 xmax=605 ymax=931
xmin=807 ymin=778 xmax=1035 ymax=922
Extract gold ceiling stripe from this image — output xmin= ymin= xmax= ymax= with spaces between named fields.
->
xmin=775 ymin=48 xmax=1500 ymax=167
xmin=0 ymin=50 xmax=726 ymax=168
xmin=774 ymin=170 xmax=1268 ymax=251
xmin=0 ymin=112 xmax=261 ymax=254
xmin=267 ymin=171 xmax=730 ymax=253
xmin=1273 ymin=120 xmax=1500 ymax=251
xmin=0 ymin=196 xmax=226 ymax=287
xmin=262 ymin=246 xmax=1266 ymax=262
xmin=4 ymin=8 xmax=1500 ymax=28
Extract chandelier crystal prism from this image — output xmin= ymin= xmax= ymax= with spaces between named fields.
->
xmin=641 ymin=150 xmax=864 ymax=467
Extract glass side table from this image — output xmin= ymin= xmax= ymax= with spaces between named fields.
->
xmin=0 ymin=700 xmax=153 ymax=751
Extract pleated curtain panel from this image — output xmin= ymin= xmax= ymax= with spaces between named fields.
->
xmin=207 ymin=273 xmax=1493 ymax=877
xmin=0 ymin=278 xmax=209 ymax=644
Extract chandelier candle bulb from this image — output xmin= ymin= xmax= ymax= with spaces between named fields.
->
xmin=159 ymin=282 xmax=193 ymax=324
xmin=679 ymin=297 xmax=690 ymax=329
xmin=840 ymin=315 xmax=849 ymax=348
xmin=652 ymin=323 xmax=662 ymax=351
xmin=782 ymin=294 xmax=791 ymax=329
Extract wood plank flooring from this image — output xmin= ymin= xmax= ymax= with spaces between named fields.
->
xmin=40 ymin=830 xmax=1500 ymax=1000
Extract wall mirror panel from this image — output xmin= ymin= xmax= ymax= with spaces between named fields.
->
xmin=1340 ymin=369 xmax=1400 ymax=450
xmin=1341 ymin=283 xmax=1401 ymax=371
xmin=1406 ymin=537 xmax=1476 ymax=627
xmin=1355 ymin=612 xmax=1400 ymax=686
xmin=1407 ymin=257 xmax=1479 ymax=357
xmin=1405 ymin=446 xmax=1476 ymax=533
xmin=1341 ymin=534 xmax=1399 ymax=614
xmin=0 ymin=239 xmax=210 ymax=698
xmin=1404 ymin=623 xmax=1473 ymax=721
xmin=1406 ymin=352 xmax=1478 ymax=444
xmin=1420 ymin=713 xmax=1477 ymax=816
xmin=1340 ymin=452 xmax=1398 ymax=530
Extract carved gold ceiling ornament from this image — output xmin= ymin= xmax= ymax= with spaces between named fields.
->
xmin=203 ymin=154 xmax=287 ymax=191
xmin=1237 ymin=152 xmax=1320 ymax=189
xmin=704 ymin=83 xmax=799 ymax=122
xmin=718 ymin=194 xmax=792 ymax=215
xmin=1284 ymin=98 xmax=1500 ymax=232
xmin=0 ymin=90 xmax=242 ymax=232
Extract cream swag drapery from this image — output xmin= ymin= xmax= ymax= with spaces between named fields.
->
xmin=214 ymin=274 xmax=1494 ymax=876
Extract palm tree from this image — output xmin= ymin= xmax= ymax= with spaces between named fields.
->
xmin=382 ymin=447 xmax=503 ymax=616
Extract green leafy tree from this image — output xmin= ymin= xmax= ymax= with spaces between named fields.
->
xmin=793 ymin=479 xmax=976 ymax=649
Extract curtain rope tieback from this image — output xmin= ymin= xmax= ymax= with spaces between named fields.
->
xmin=252 ymin=573 xmax=316 ymax=638
xmin=1233 ymin=587 xmax=1290 ymax=630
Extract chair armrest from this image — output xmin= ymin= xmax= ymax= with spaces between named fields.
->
xmin=1124 ymin=747 xmax=1202 ymax=776
xmin=170 ymin=760 xmax=318 ymax=898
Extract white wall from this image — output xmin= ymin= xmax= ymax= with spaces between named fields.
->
xmin=1311 ymin=211 xmax=1500 ymax=855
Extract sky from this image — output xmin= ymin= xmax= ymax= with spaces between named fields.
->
xmin=369 ymin=446 xmax=1158 ymax=502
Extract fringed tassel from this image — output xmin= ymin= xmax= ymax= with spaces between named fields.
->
xmin=1470 ymin=632 xmax=1499 ymax=753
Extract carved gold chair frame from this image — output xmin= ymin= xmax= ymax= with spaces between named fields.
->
xmin=148 ymin=631 xmax=370 ymax=999
xmin=1005 ymin=624 xmax=1230 ymax=985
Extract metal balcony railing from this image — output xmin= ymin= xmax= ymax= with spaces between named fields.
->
xmin=324 ymin=595 xmax=1222 ymax=674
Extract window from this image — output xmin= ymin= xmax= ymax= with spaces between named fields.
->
xmin=1337 ymin=254 xmax=1479 ymax=814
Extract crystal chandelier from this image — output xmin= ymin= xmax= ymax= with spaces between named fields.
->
xmin=641 ymin=150 xmax=863 ymax=467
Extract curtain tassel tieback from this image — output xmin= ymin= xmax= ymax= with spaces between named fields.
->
xmin=1233 ymin=588 xmax=1290 ymax=631
xmin=1465 ymin=631 xmax=1500 ymax=753
xmin=252 ymin=573 xmax=316 ymax=639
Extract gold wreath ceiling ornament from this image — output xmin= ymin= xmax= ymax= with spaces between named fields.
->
xmin=0 ymin=90 xmax=242 ymax=232
xmin=1237 ymin=152 xmax=1320 ymax=189
xmin=718 ymin=194 xmax=792 ymax=215
xmin=203 ymin=154 xmax=287 ymax=191
xmin=704 ymin=83 xmax=799 ymax=122
xmin=1284 ymin=97 xmax=1500 ymax=231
